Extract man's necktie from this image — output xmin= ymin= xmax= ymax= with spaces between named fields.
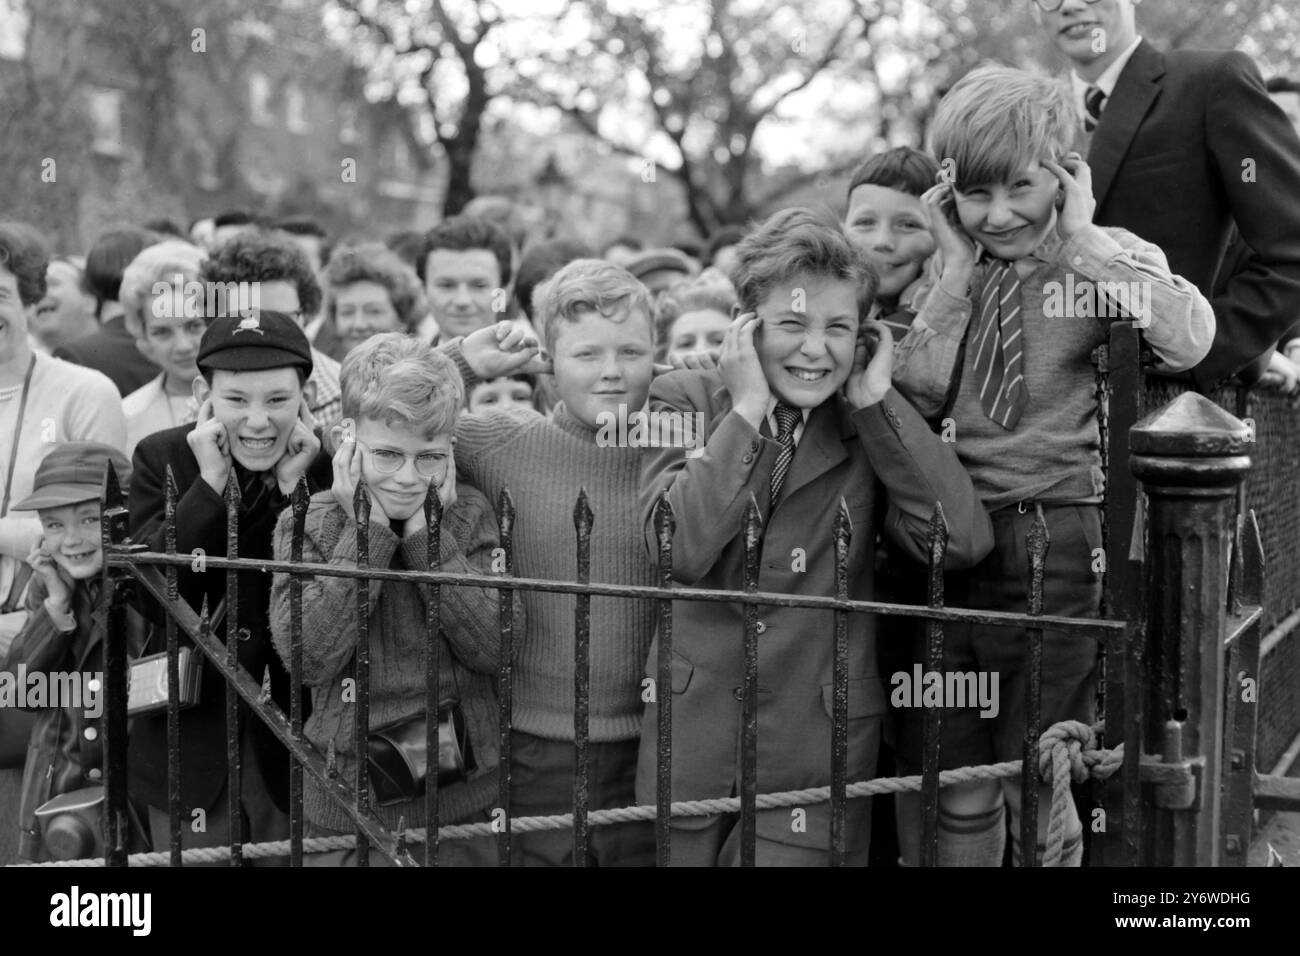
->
xmin=1084 ymin=85 xmax=1106 ymax=133
xmin=769 ymin=403 xmax=802 ymax=507
xmin=971 ymin=259 xmax=1027 ymax=430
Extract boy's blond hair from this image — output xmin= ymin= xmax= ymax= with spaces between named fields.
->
xmin=534 ymin=258 xmax=653 ymax=353
xmin=341 ymin=332 xmax=463 ymax=437
xmin=927 ymin=64 xmax=1078 ymax=191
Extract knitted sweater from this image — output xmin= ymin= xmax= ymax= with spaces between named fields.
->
xmin=452 ymin=399 xmax=658 ymax=743
xmin=269 ymin=486 xmax=521 ymax=831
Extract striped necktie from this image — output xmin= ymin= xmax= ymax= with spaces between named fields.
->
xmin=769 ymin=403 xmax=801 ymax=507
xmin=971 ymin=259 xmax=1027 ymax=430
xmin=1084 ymin=85 xmax=1106 ymax=133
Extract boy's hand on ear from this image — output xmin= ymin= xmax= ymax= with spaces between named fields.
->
xmin=274 ymin=401 xmax=323 ymax=495
xmin=461 ymin=322 xmax=552 ymax=379
xmin=189 ymin=398 xmax=233 ymax=495
xmin=1044 ymin=153 xmax=1095 ymax=241
xmin=331 ymin=436 xmax=389 ymax=525
xmin=921 ymin=184 xmax=976 ymax=295
xmin=845 ymin=319 xmax=894 ymax=410
xmin=719 ymin=312 xmax=771 ymax=428
xmin=26 ymin=537 xmax=73 ymax=611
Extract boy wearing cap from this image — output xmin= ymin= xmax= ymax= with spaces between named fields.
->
xmin=127 ymin=309 xmax=332 ymax=858
xmin=3 ymin=442 xmax=149 ymax=860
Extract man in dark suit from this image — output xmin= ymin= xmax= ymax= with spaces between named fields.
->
xmin=1040 ymin=0 xmax=1300 ymax=390
xmin=128 ymin=310 xmax=331 ymax=859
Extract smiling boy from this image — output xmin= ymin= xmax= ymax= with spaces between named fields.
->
xmin=891 ymin=65 xmax=1213 ymax=867
xmin=269 ymin=334 xmax=519 ymax=865
xmin=439 ymin=259 xmax=661 ymax=865
xmin=843 ymin=147 xmax=940 ymax=340
xmin=5 ymin=443 xmax=148 ymax=860
xmin=637 ymin=207 xmax=992 ymax=866
xmin=127 ymin=309 xmax=332 ymax=859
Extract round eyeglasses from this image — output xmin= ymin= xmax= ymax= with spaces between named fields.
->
xmin=357 ymin=440 xmax=448 ymax=479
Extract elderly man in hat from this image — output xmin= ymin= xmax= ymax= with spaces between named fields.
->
xmin=4 ymin=442 xmax=148 ymax=861
xmin=127 ymin=309 xmax=332 ymax=860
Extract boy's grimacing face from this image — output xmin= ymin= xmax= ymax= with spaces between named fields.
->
xmin=201 ymin=367 xmax=304 ymax=471
xmin=551 ymin=308 xmax=655 ymax=430
xmin=354 ymin=417 xmax=452 ymax=522
xmin=953 ymin=160 xmax=1059 ymax=261
xmin=844 ymin=184 xmax=936 ymax=300
xmin=39 ymin=501 xmax=104 ymax=580
xmin=754 ymin=273 xmax=860 ymax=410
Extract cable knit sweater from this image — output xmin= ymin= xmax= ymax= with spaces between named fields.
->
xmin=451 ymin=398 xmax=658 ymax=743
xmin=269 ymin=485 xmax=522 ymax=831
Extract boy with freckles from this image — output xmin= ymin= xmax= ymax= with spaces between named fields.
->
xmin=127 ymin=309 xmax=332 ymax=858
xmin=637 ymin=208 xmax=993 ymax=866
xmin=891 ymin=65 xmax=1213 ymax=867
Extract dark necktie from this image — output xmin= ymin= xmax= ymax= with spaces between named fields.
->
xmin=970 ymin=259 xmax=1027 ymax=430
xmin=769 ymin=403 xmax=802 ymax=507
xmin=1084 ymin=85 xmax=1106 ymax=133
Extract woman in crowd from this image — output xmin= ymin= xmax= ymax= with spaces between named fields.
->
xmin=118 ymin=240 xmax=210 ymax=457
xmin=315 ymin=243 xmax=425 ymax=362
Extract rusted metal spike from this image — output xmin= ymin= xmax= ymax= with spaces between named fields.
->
xmin=164 ymin=465 xmax=178 ymax=555
xmin=574 ymin=487 xmax=593 ymax=537
xmin=355 ymin=476 xmax=371 ymax=526
xmin=742 ymin=492 xmax=763 ymax=560
xmin=1026 ymin=507 xmax=1050 ymax=616
xmin=653 ymin=489 xmax=676 ymax=547
xmin=833 ymin=497 xmax=853 ymax=543
xmin=497 ymin=488 xmax=515 ymax=542
xmin=395 ymin=816 xmax=407 ymax=855
xmin=258 ymin=666 xmax=273 ymax=705
xmin=927 ymin=501 xmax=949 ymax=569
xmin=292 ymin=474 xmax=310 ymax=512
xmin=224 ymin=468 xmax=242 ymax=506
xmin=426 ymin=478 xmax=443 ymax=532
xmin=198 ymin=594 xmax=211 ymax=633
xmin=325 ymin=739 xmax=338 ymax=778
xmin=102 ymin=457 xmax=124 ymax=510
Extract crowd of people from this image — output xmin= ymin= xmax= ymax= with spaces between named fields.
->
xmin=2 ymin=0 xmax=1300 ymax=867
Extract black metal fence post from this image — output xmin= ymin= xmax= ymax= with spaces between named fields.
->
xmin=1130 ymin=391 xmax=1252 ymax=866
xmin=100 ymin=461 xmax=133 ymax=867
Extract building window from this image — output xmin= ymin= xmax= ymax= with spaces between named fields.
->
xmin=286 ymin=84 xmax=309 ymax=134
xmin=87 ymin=87 xmax=124 ymax=157
xmin=249 ymin=72 xmax=273 ymax=127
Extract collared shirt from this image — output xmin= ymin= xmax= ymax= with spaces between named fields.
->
xmin=1070 ymin=35 xmax=1144 ymax=123
xmin=764 ymin=396 xmax=810 ymax=446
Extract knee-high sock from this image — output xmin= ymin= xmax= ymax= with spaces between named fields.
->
xmin=937 ymin=802 xmax=1006 ymax=867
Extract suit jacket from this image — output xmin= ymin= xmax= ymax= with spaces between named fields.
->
xmin=126 ymin=423 xmax=332 ymax=812
xmin=1084 ymin=39 xmax=1300 ymax=390
xmin=634 ymin=370 xmax=993 ymax=850
xmin=53 ymin=316 xmax=159 ymax=397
